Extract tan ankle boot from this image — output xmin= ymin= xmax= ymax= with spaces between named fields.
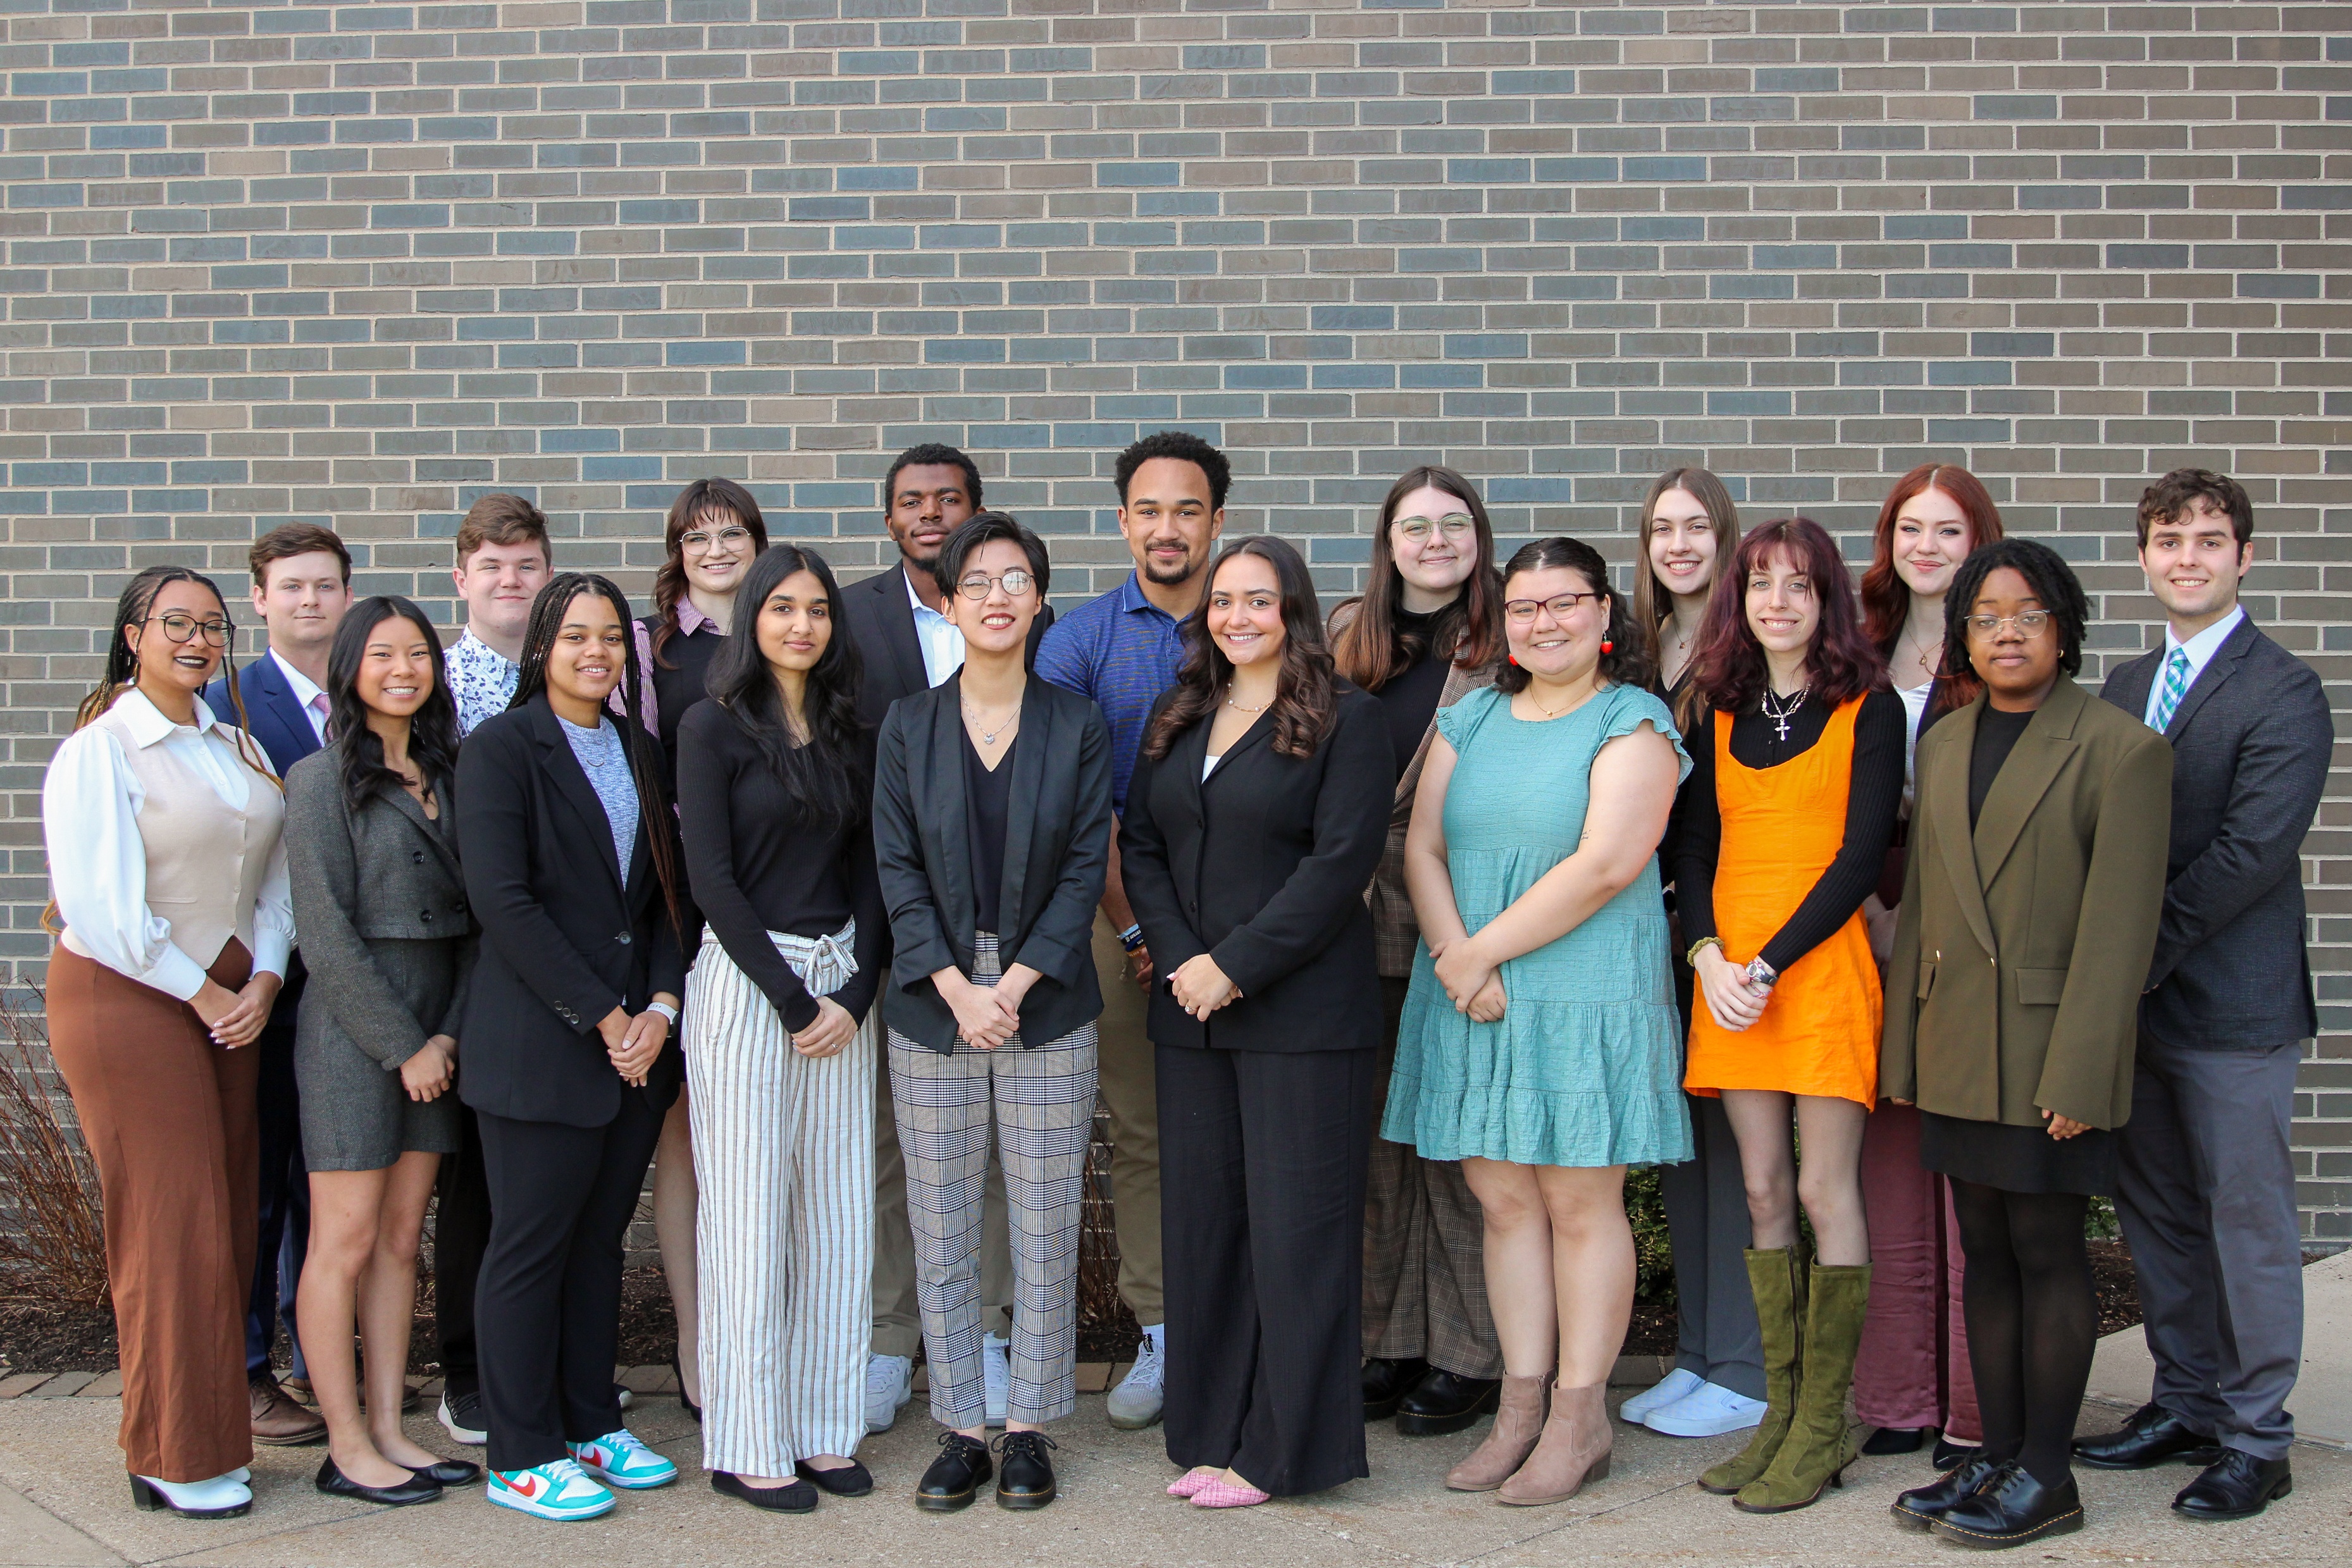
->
xmin=1495 ymin=1381 xmax=1611 ymax=1506
xmin=1445 ymin=1374 xmax=1550 ymax=1492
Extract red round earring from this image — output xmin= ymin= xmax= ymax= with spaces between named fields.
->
xmin=1507 ymin=653 xmax=1520 ymax=666
xmin=1600 ymin=639 xmax=1613 ymax=654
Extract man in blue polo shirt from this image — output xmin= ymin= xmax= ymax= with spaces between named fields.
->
xmin=1034 ymin=430 xmax=1229 ymax=1432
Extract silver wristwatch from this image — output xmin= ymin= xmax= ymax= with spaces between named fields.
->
xmin=1743 ymin=956 xmax=1779 ymax=992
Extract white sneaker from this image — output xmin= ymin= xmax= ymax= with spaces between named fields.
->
xmin=1618 ymin=1366 xmax=1704 ymax=1424
xmin=1643 ymin=1380 xmax=1769 ymax=1438
xmin=1107 ymin=1324 xmax=1166 ymax=1430
xmin=864 ymin=1352 xmax=913 ymax=1434
xmin=982 ymin=1333 xmax=1010 ymax=1428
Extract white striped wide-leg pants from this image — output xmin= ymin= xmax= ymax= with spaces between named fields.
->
xmin=686 ymin=927 xmax=876 ymax=1475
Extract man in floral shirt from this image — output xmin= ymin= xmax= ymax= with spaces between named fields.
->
xmin=444 ymin=495 xmax=552 ymax=736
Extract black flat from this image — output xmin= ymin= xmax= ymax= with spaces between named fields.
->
xmin=406 ymin=1458 xmax=483 ymax=1487
xmin=1864 ymin=1424 xmax=1931 ymax=1455
xmin=672 ymin=1343 xmax=701 ymax=1424
xmin=314 ymin=1455 xmax=443 ymax=1507
xmin=712 ymin=1471 xmax=817 ymax=1513
xmin=796 ymin=1458 xmax=873 ymax=1497
xmin=1931 ymin=1462 xmax=2083 ymax=1549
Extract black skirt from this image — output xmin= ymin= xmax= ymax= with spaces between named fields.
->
xmin=1919 ymin=1111 xmax=2117 ymax=1197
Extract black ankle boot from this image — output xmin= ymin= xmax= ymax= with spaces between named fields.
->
xmin=1361 ymin=1356 xmax=1428 ymax=1421
xmin=1395 ymin=1368 xmax=1503 ymax=1436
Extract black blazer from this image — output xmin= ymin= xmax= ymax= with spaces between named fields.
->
xmin=2099 ymin=615 xmax=2332 ymax=1051
xmin=1119 ymin=684 xmax=1394 ymax=1054
xmin=873 ymin=674 xmax=1111 ymax=1053
xmin=455 ymin=695 xmax=688 ymax=1127
xmin=843 ymin=560 xmax=1056 ymax=731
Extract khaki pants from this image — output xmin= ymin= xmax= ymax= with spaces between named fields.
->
xmin=1093 ymin=913 xmax=1165 ymax=1328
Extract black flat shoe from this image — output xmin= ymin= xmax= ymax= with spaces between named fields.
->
xmin=1890 ymin=1454 xmax=2002 ymax=1532
xmin=796 ymin=1458 xmax=873 ymax=1497
xmin=1361 ymin=1356 xmax=1427 ymax=1422
xmin=916 ymin=1433 xmax=992 ymax=1512
xmin=992 ymin=1431 xmax=1057 ymax=1510
xmin=671 ymin=1344 xmax=700 ymax=1424
xmin=1930 ymin=1462 xmax=2083 ymax=1549
xmin=1394 ymin=1368 xmax=1502 ymax=1437
xmin=2071 ymin=1401 xmax=2221 ymax=1471
xmin=406 ymin=1458 xmax=483 ymax=1487
xmin=712 ymin=1471 xmax=818 ymax=1513
xmin=1864 ymin=1424 xmax=1931 ymax=1455
xmin=314 ymin=1455 xmax=444 ymax=1507
xmin=1933 ymin=1436 xmax=1984 ymax=1472
xmin=2172 ymin=1450 xmax=2292 ymax=1521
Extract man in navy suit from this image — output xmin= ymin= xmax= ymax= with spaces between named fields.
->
xmin=203 ymin=522 xmax=351 ymax=1447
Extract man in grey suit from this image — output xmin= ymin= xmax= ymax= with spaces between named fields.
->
xmin=2077 ymin=469 xmax=2332 ymax=1521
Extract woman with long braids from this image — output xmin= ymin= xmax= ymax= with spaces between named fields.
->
xmin=283 ymin=596 xmax=480 ymax=1508
xmin=675 ymin=545 xmax=887 ymax=1513
xmin=42 ymin=566 xmax=291 ymax=1519
xmin=1669 ymin=517 xmax=1905 ymax=1513
xmin=455 ymin=574 xmax=691 ymax=1522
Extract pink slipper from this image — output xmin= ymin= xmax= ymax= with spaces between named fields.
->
xmin=1191 ymin=1476 xmax=1272 ymax=1509
xmin=1167 ymin=1466 xmax=1220 ymax=1498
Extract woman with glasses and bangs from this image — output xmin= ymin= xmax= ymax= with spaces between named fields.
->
xmin=42 ymin=566 xmax=293 ymax=1520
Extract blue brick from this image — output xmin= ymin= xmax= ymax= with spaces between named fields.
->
xmin=1444 ymin=334 xmax=1528 ymax=359
xmin=1098 ymin=163 xmax=1182 ymax=187
xmin=791 ymin=196 xmax=872 ymax=221
xmin=926 ymin=338 xmax=1006 ymax=362
xmin=1447 ymin=159 xmax=1531 ymax=184
xmin=667 ymin=341 xmax=746 ymax=366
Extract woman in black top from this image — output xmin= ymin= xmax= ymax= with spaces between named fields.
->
xmin=1121 ymin=537 xmax=1395 ymax=1507
xmin=676 ymin=545 xmax=886 ymax=1514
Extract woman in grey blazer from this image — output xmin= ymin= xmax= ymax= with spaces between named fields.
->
xmin=285 ymin=596 xmax=480 ymax=1507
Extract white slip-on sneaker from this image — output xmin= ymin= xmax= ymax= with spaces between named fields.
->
xmin=865 ymin=1352 xmax=913 ymax=1434
xmin=982 ymin=1333 xmax=1011 ymax=1429
xmin=1643 ymin=1380 xmax=1769 ymax=1438
xmin=1618 ymin=1366 xmax=1705 ymax=1424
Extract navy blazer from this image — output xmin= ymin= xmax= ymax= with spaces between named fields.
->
xmin=455 ymin=696 xmax=688 ymax=1127
xmin=203 ymin=651 xmax=323 ymax=781
xmin=2100 ymin=615 xmax=2332 ymax=1051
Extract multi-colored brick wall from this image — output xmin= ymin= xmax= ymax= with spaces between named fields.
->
xmin=2 ymin=1 xmax=2346 ymax=1240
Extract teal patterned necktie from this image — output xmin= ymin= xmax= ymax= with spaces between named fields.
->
xmin=2149 ymin=646 xmax=2191 ymax=732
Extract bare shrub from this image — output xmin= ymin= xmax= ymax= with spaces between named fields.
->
xmin=0 ymin=987 xmax=108 ymax=1308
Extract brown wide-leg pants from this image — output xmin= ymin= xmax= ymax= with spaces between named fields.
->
xmin=47 ymin=941 xmax=259 ymax=1483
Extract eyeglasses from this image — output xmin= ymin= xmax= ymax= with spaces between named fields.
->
xmin=144 ymin=612 xmax=232 ymax=647
xmin=955 ymin=569 xmax=1036 ymax=600
xmin=1503 ymin=591 xmax=1603 ymax=624
xmin=1394 ymin=514 xmax=1476 ymax=545
xmin=1963 ymin=611 xmax=2052 ymax=639
xmin=680 ymin=526 xmax=753 ymax=553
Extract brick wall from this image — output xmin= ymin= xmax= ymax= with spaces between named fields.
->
xmin=2 ymin=0 xmax=2346 ymax=1242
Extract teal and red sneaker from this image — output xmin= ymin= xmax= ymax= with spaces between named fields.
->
xmin=569 ymin=1428 xmax=679 ymax=1490
xmin=486 ymin=1458 xmax=616 ymax=1521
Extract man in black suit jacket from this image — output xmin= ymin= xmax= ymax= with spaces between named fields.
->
xmin=201 ymin=522 xmax=350 ymax=1447
xmin=2078 ymin=470 xmax=2333 ymax=1522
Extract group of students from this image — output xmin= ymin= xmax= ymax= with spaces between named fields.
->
xmin=37 ymin=432 xmax=2327 ymax=1548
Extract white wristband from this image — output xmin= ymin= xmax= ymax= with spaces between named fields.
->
xmin=645 ymin=1000 xmax=679 ymax=1025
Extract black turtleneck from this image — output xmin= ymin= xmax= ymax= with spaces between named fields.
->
xmin=1374 ymin=603 xmax=1454 ymax=774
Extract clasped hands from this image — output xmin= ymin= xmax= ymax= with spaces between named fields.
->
xmin=1693 ymin=944 xmax=1771 ymax=1032
xmin=934 ymin=961 xmax=1046 ymax=1051
xmin=597 ymin=997 xmax=676 ymax=1087
xmin=1427 ymin=935 xmax=1507 ymax=1023
xmin=400 ymin=1034 xmax=458 ymax=1102
xmin=190 ymin=969 xmax=283 ymax=1049
xmin=1167 ymin=953 xmax=1239 ymax=1022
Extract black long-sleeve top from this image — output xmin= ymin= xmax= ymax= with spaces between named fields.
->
xmin=1669 ymin=686 xmax=1905 ymax=975
xmin=674 ymin=698 xmax=886 ymax=1032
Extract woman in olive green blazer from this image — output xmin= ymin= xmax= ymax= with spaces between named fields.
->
xmin=1879 ymin=540 xmax=2170 ymax=1549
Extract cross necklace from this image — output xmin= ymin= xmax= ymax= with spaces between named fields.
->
xmin=1759 ymin=683 xmax=1810 ymax=742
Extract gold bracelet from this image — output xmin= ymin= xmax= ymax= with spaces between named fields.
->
xmin=1685 ymin=935 xmax=1724 ymax=966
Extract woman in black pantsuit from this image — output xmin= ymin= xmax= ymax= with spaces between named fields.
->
xmin=1120 ymin=537 xmax=1396 ymax=1507
xmin=454 ymin=574 xmax=691 ymax=1523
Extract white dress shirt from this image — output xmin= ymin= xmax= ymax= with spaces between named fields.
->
xmin=906 ymin=564 xmax=965 ymax=686
xmin=42 ymin=689 xmax=294 ymax=1001
xmin=271 ymin=647 xmax=330 ymax=744
xmin=2141 ymin=605 xmax=2244 ymax=729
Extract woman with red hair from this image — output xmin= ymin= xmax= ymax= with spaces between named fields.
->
xmin=1668 ymin=517 xmax=1904 ymax=1513
xmin=1851 ymin=466 xmax=2005 ymax=1469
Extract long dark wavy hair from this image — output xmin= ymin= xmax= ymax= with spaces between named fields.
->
xmin=510 ymin=573 xmax=685 ymax=942
xmin=1492 ymin=537 xmax=1655 ymax=694
xmin=325 ymin=596 xmax=462 ymax=817
xmin=1683 ymin=516 xmax=1886 ymax=726
xmin=1940 ymin=538 xmax=2089 ymax=687
xmin=701 ymin=545 xmax=871 ymax=834
xmin=1328 ymin=465 xmax=1504 ymax=691
xmin=647 ymin=477 xmax=769 ymax=669
xmin=1143 ymin=536 xmax=1339 ymax=763
xmin=1859 ymin=462 xmax=2003 ymax=717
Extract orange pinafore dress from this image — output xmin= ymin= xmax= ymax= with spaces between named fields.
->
xmin=1683 ymin=696 xmax=1881 ymax=1107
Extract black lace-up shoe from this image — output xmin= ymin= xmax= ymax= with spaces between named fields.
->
xmin=915 ymin=1433 xmax=992 ymax=1512
xmin=2072 ymin=1402 xmax=2222 ymax=1471
xmin=993 ymin=1430 xmax=1058 ymax=1510
xmin=1931 ymin=1462 xmax=2084 ymax=1548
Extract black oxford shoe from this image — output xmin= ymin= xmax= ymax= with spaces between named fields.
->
xmin=1361 ymin=1356 xmax=1428 ymax=1422
xmin=992 ymin=1431 xmax=1057 ymax=1510
xmin=1395 ymin=1367 xmax=1502 ymax=1436
xmin=915 ymin=1433 xmax=992 ymax=1512
xmin=1930 ymin=1462 xmax=2084 ymax=1549
xmin=2173 ymin=1450 xmax=2292 ymax=1521
xmin=1890 ymin=1454 xmax=2001 ymax=1533
xmin=2071 ymin=1402 xmax=2222 ymax=1471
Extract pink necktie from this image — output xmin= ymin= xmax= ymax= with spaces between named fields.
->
xmin=310 ymin=692 xmax=332 ymax=741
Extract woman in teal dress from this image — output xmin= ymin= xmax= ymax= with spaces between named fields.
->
xmin=1387 ymin=536 xmax=1692 ymax=1507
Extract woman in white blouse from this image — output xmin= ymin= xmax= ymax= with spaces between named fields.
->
xmin=43 ymin=565 xmax=292 ymax=1521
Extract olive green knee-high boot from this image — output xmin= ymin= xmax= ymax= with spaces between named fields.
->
xmin=1697 ymin=1247 xmax=1806 ymax=1495
xmin=1735 ymin=1262 xmax=1871 ymax=1513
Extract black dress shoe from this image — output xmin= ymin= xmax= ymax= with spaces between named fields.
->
xmin=671 ymin=1344 xmax=700 ymax=1424
xmin=1930 ymin=1462 xmax=2084 ymax=1548
xmin=1864 ymin=1424 xmax=1932 ymax=1456
xmin=406 ymin=1458 xmax=483 ymax=1487
xmin=314 ymin=1455 xmax=444 ymax=1507
xmin=992 ymin=1430 xmax=1057 ymax=1510
xmin=1890 ymin=1454 xmax=2002 ymax=1532
xmin=2072 ymin=1401 xmax=2222 ymax=1471
xmin=2172 ymin=1450 xmax=2292 ymax=1521
xmin=1395 ymin=1367 xmax=1502 ymax=1437
xmin=796 ymin=1458 xmax=873 ymax=1497
xmin=1362 ymin=1356 xmax=1428 ymax=1422
xmin=1933 ymin=1436 xmax=1984 ymax=1472
xmin=712 ymin=1471 xmax=818 ymax=1512
xmin=916 ymin=1433 xmax=993 ymax=1512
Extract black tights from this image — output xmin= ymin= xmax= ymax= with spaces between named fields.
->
xmin=1948 ymin=1180 xmax=2096 ymax=1487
